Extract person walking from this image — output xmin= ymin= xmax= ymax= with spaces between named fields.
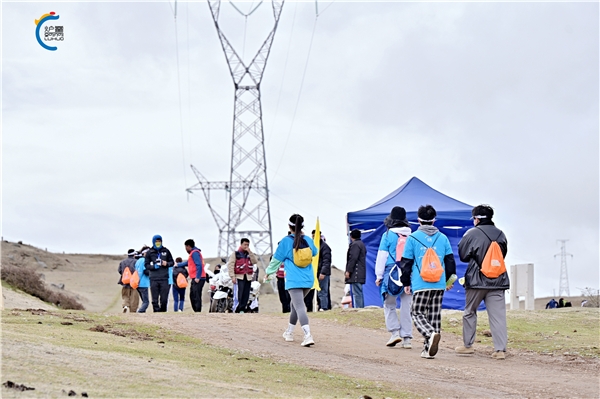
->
xmin=345 ymin=229 xmax=367 ymax=308
xmin=145 ymin=235 xmax=174 ymax=312
xmin=172 ymin=257 xmax=189 ymax=312
xmin=375 ymin=206 xmax=413 ymax=348
xmin=455 ymin=204 xmax=509 ymax=360
xmin=312 ymin=230 xmax=332 ymax=311
xmin=265 ymin=214 xmax=318 ymax=346
xmin=176 ymin=239 xmax=205 ymax=312
xmin=118 ymin=249 xmax=139 ymax=313
xmin=134 ymin=246 xmax=151 ymax=313
xmin=228 ymin=238 xmax=258 ymax=313
xmin=399 ymin=205 xmax=456 ymax=359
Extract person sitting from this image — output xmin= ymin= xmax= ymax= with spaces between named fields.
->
xmin=545 ymin=298 xmax=558 ymax=309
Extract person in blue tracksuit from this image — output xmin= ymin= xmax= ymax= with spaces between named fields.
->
xmin=134 ymin=247 xmax=151 ymax=313
xmin=400 ymin=205 xmax=456 ymax=360
xmin=374 ymin=206 xmax=414 ymax=349
xmin=265 ymin=214 xmax=318 ymax=347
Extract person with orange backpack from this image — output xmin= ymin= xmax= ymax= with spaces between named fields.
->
xmin=456 ymin=205 xmax=508 ymax=359
xmin=171 ymin=257 xmax=189 ymax=312
xmin=375 ymin=206 xmax=414 ymax=349
xmin=118 ymin=249 xmax=139 ymax=313
xmin=399 ymin=205 xmax=456 ymax=359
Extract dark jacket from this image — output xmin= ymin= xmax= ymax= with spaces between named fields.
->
xmin=317 ymin=240 xmax=332 ymax=276
xmin=458 ymin=220 xmax=509 ymax=290
xmin=145 ymin=247 xmax=175 ymax=281
xmin=117 ymin=256 xmax=137 ymax=285
xmin=345 ymin=239 xmax=366 ymax=284
xmin=172 ymin=265 xmax=189 ymax=281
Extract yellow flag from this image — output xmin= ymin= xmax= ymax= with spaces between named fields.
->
xmin=311 ymin=218 xmax=321 ymax=291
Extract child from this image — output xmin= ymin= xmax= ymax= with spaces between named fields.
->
xmin=172 ymin=257 xmax=189 ymax=312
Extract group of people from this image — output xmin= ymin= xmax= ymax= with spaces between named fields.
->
xmin=545 ymin=297 xmax=574 ymax=308
xmin=118 ymin=236 xmax=206 ymax=313
xmin=265 ymin=204 xmax=509 ymax=361
xmin=274 ymin=227 xmax=368 ymax=314
xmin=118 ymin=235 xmax=265 ymax=315
xmin=118 ymin=203 xmax=510 ymax=361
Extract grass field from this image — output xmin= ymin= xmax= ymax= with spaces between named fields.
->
xmin=312 ymin=307 xmax=600 ymax=358
xmin=1 ymin=309 xmax=410 ymax=398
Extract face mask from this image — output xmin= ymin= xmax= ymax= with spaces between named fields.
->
xmin=155 ymin=241 xmax=162 ymax=248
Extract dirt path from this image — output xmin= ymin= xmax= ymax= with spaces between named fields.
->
xmin=135 ymin=313 xmax=600 ymax=398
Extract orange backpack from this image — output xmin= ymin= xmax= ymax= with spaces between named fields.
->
xmin=130 ymin=270 xmax=140 ymax=289
xmin=176 ymin=273 xmax=188 ymax=289
xmin=122 ymin=267 xmax=132 ymax=285
xmin=412 ymin=234 xmax=444 ymax=283
xmin=477 ymin=228 xmax=506 ymax=279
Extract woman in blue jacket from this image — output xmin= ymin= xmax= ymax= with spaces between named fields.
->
xmin=266 ymin=214 xmax=318 ymax=347
xmin=374 ymin=206 xmax=413 ymax=348
xmin=135 ymin=247 xmax=151 ymax=313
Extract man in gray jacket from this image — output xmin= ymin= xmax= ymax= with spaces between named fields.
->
xmin=456 ymin=205 xmax=509 ymax=359
xmin=345 ymin=229 xmax=367 ymax=308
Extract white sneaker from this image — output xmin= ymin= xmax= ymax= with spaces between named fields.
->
xmin=428 ymin=332 xmax=441 ymax=357
xmin=282 ymin=331 xmax=294 ymax=342
xmin=177 ymin=310 xmax=182 ymax=313
xmin=301 ymin=334 xmax=315 ymax=347
xmin=421 ymin=350 xmax=434 ymax=359
xmin=122 ymin=306 xmax=128 ymax=313
xmin=386 ymin=333 xmax=402 ymax=347
xmin=402 ymin=338 xmax=412 ymax=349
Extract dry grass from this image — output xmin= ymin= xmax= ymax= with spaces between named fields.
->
xmin=1 ymin=265 xmax=84 ymax=310
xmin=1 ymin=309 xmax=410 ymax=398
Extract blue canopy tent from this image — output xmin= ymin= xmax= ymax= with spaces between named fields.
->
xmin=347 ymin=177 xmax=479 ymax=310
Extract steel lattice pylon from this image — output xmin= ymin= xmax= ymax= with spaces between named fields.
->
xmin=187 ymin=0 xmax=284 ymax=266
xmin=555 ymin=239 xmax=573 ymax=297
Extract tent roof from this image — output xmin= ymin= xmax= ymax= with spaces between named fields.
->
xmin=347 ymin=177 xmax=473 ymax=228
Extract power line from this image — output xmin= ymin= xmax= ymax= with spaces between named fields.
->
xmin=267 ymin=0 xmax=298 ymax=146
xmin=171 ymin=0 xmax=188 ymax=187
xmin=271 ymin=15 xmax=318 ymax=181
xmin=186 ymin=1 xmax=193 ymax=163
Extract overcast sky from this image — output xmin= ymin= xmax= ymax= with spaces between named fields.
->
xmin=3 ymin=1 xmax=598 ymax=298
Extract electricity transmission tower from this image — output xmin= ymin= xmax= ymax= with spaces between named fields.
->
xmin=555 ymin=239 xmax=573 ymax=297
xmin=187 ymin=0 xmax=284 ymax=265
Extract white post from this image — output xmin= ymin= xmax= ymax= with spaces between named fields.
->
xmin=525 ymin=263 xmax=535 ymax=310
xmin=510 ymin=263 xmax=535 ymax=310
xmin=510 ymin=265 xmax=519 ymax=310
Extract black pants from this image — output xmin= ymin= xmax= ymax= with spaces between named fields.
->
xmin=150 ymin=279 xmax=170 ymax=312
xmin=277 ymin=277 xmax=291 ymax=313
xmin=190 ymin=279 xmax=205 ymax=312
xmin=304 ymin=289 xmax=315 ymax=312
xmin=235 ymin=276 xmax=252 ymax=313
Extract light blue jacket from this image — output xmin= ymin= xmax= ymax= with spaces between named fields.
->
xmin=134 ymin=257 xmax=150 ymax=288
xmin=168 ymin=267 xmax=174 ymax=285
xmin=267 ymin=234 xmax=318 ymax=290
xmin=402 ymin=230 xmax=453 ymax=293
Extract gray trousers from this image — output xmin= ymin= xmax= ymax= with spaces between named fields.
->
xmin=383 ymin=292 xmax=413 ymax=338
xmin=463 ymin=289 xmax=507 ymax=351
xmin=289 ymin=288 xmax=311 ymax=326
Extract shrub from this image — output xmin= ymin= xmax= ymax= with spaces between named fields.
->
xmin=1 ymin=265 xmax=84 ymax=310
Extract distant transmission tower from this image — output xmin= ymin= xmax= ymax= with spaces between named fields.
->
xmin=187 ymin=0 xmax=284 ymax=265
xmin=554 ymin=239 xmax=573 ymax=297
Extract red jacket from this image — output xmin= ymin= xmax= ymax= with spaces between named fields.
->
xmin=234 ymin=248 xmax=253 ymax=275
xmin=188 ymin=248 xmax=205 ymax=279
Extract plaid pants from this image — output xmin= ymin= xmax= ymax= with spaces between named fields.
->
xmin=411 ymin=289 xmax=443 ymax=349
